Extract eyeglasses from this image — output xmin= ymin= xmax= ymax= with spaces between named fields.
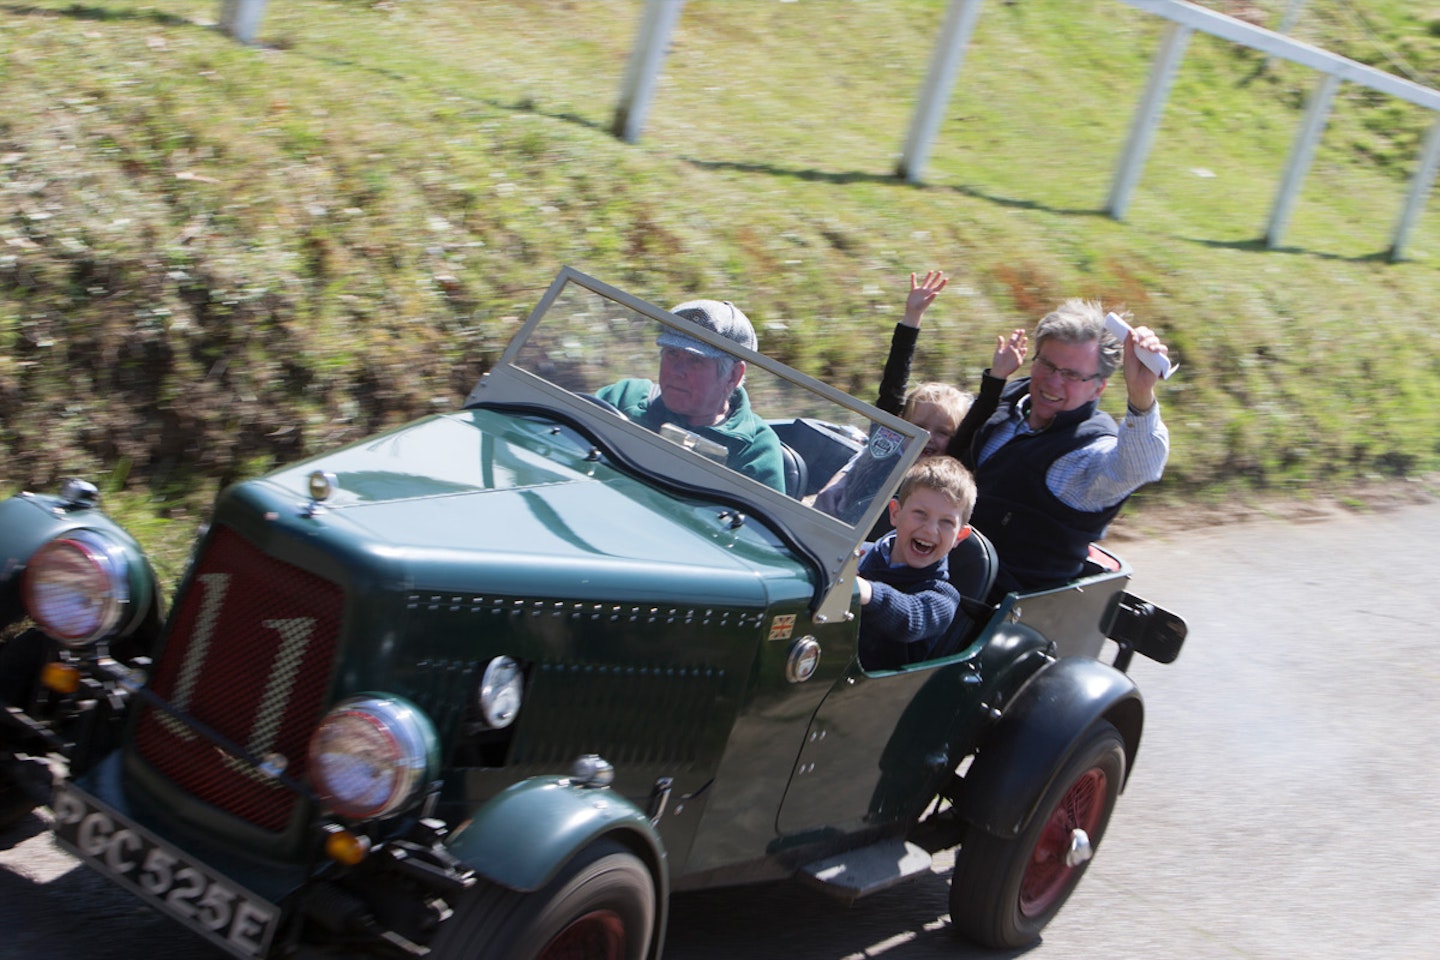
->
xmin=1032 ymin=354 xmax=1103 ymax=384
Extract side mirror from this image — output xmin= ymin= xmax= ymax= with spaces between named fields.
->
xmin=1103 ymin=593 xmax=1188 ymax=672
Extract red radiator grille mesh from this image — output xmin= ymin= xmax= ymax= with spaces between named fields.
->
xmin=133 ymin=525 xmax=344 ymax=832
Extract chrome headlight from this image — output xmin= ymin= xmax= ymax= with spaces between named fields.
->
xmin=307 ymin=696 xmax=437 ymax=821
xmin=476 ymin=656 xmax=524 ymax=729
xmin=22 ymin=529 xmax=134 ymax=647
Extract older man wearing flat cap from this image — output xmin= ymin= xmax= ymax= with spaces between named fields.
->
xmin=597 ymin=299 xmax=785 ymax=491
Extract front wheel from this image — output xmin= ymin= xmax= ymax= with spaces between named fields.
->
xmin=0 ymin=627 xmax=48 ymax=710
xmin=0 ymin=773 xmax=39 ymax=831
xmin=430 ymin=838 xmax=656 ymax=960
xmin=948 ymin=720 xmax=1126 ymax=949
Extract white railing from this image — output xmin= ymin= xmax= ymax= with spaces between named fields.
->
xmin=219 ymin=0 xmax=1440 ymax=260
xmin=896 ymin=0 xmax=1440 ymax=260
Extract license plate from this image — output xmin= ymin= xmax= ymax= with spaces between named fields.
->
xmin=51 ymin=781 xmax=280 ymax=960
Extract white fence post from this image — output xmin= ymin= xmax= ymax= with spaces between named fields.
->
xmin=1114 ymin=0 xmax=1440 ymax=255
xmin=612 ymin=0 xmax=687 ymax=143
xmin=1276 ymin=0 xmax=1309 ymax=38
xmin=219 ymin=0 xmax=269 ymax=46
xmin=1107 ymin=21 xmax=1192 ymax=221
xmin=897 ymin=0 xmax=985 ymax=184
xmin=1265 ymin=0 xmax=1308 ymax=70
xmin=1266 ymin=72 xmax=1338 ymax=249
xmin=1391 ymin=115 xmax=1440 ymax=260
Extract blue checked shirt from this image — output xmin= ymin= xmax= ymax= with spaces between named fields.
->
xmin=977 ymin=396 xmax=1169 ymax=511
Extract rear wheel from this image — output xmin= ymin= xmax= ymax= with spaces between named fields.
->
xmin=430 ymin=838 xmax=655 ymax=960
xmin=948 ymin=720 xmax=1125 ymax=949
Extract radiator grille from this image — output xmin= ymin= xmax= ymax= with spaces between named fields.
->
xmin=133 ymin=525 xmax=344 ymax=832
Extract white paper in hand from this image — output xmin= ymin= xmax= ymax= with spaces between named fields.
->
xmin=1105 ymin=312 xmax=1178 ymax=380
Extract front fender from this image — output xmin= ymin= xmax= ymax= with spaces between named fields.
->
xmin=951 ymin=656 xmax=1143 ymax=838
xmin=0 ymin=491 xmax=161 ymax=644
xmin=0 ymin=493 xmax=78 ymax=625
xmin=447 ymin=776 xmax=668 ymax=896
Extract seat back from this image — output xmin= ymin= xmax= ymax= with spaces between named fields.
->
xmin=927 ymin=526 xmax=1000 ymax=661
xmin=947 ymin=526 xmax=998 ymax=603
xmin=779 ymin=442 xmax=808 ymax=500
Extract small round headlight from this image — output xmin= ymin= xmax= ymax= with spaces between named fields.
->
xmin=477 ymin=656 xmax=524 ymax=729
xmin=22 ymin=530 xmax=133 ymax=646
xmin=307 ymin=696 xmax=437 ymax=821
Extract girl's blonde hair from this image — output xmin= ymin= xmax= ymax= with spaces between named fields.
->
xmin=902 ymin=381 xmax=971 ymax=427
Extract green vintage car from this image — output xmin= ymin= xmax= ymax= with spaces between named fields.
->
xmin=2 ymin=267 xmax=1184 ymax=959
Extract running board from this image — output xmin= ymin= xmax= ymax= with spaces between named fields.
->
xmin=799 ymin=839 xmax=933 ymax=902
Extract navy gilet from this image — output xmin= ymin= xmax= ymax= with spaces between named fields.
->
xmin=967 ymin=378 xmax=1125 ymax=595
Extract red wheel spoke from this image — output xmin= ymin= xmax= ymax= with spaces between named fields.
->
xmin=538 ymin=909 xmax=627 ymax=960
xmin=1019 ymin=767 xmax=1109 ymax=917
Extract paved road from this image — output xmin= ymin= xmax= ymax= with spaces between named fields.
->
xmin=3 ymin=501 xmax=1438 ymax=959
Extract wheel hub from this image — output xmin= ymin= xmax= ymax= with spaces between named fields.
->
xmin=1064 ymin=828 xmax=1093 ymax=868
xmin=1018 ymin=767 xmax=1108 ymax=917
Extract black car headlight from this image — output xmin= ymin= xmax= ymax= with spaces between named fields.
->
xmin=307 ymin=695 xmax=438 ymax=821
xmin=22 ymin=530 xmax=138 ymax=647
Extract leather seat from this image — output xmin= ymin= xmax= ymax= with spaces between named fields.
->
xmin=930 ymin=527 xmax=999 ymax=660
xmin=779 ymin=442 xmax=808 ymax=500
xmin=947 ymin=526 xmax=998 ymax=604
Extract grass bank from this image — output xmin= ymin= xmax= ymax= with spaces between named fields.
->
xmin=4 ymin=0 xmax=1440 ymax=577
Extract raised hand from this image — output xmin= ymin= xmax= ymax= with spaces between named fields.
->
xmin=991 ymin=328 xmax=1029 ymax=378
xmin=1123 ymin=325 xmax=1169 ymax=411
xmin=902 ymin=270 xmax=948 ymax=328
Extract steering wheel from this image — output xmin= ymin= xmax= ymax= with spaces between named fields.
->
xmin=579 ymin=394 xmax=626 ymax=418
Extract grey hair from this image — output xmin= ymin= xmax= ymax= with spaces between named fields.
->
xmin=714 ymin=353 xmax=743 ymax=385
xmin=1034 ymin=299 xmax=1124 ymax=380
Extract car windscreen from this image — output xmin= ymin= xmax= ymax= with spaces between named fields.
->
xmin=468 ymin=268 xmax=929 ymax=621
xmin=482 ymin=270 xmax=925 ymax=531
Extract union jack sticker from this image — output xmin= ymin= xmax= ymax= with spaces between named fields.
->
xmin=768 ymin=614 xmax=797 ymax=641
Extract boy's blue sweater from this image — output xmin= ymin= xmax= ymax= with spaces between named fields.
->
xmin=857 ymin=532 xmax=961 ymax=670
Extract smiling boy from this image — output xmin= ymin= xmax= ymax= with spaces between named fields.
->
xmin=856 ymin=456 xmax=977 ymax=671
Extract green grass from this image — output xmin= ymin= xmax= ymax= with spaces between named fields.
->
xmin=4 ymin=0 xmax=1440 ymax=578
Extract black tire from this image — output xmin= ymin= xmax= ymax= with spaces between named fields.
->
xmin=948 ymin=720 xmax=1126 ymax=949
xmin=0 ymin=628 xmax=48 ymax=709
xmin=430 ymin=837 xmax=656 ymax=960
xmin=0 ymin=777 xmax=38 ymax=832
xmin=0 ymin=752 xmax=53 ymax=831
xmin=0 ymin=628 xmax=50 ymax=831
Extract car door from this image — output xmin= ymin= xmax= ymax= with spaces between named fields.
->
xmin=775 ymin=654 xmax=976 ymax=836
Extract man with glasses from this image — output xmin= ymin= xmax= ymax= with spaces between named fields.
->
xmin=946 ymin=299 xmax=1171 ymax=599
